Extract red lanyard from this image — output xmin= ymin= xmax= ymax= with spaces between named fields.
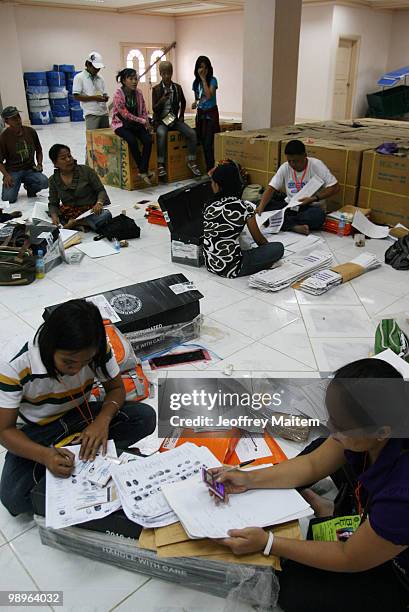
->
xmin=293 ymin=161 xmax=308 ymax=192
xmin=69 ymin=386 xmax=94 ymax=426
xmin=354 ymin=452 xmax=368 ymax=516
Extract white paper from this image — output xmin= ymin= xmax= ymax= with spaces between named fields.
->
xmin=86 ymin=294 xmax=121 ymax=324
xmin=76 ymin=240 xmax=118 ymax=258
xmin=169 ymin=281 xmax=198 ymax=295
xmin=111 ymin=443 xmax=220 ymax=528
xmin=59 ymin=228 xmax=80 ymax=244
xmin=235 ymin=433 xmax=272 ymax=462
xmin=75 ymin=209 xmax=94 ymax=221
xmin=287 ymin=175 xmax=324 ymax=206
xmin=31 ymin=201 xmax=52 ymax=224
xmin=352 ymin=210 xmax=390 ymax=239
xmin=171 ymin=241 xmax=199 ymax=260
xmin=372 ymin=349 xmax=409 ymax=379
xmin=46 ymin=440 xmax=120 ymax=529
xmin=162 ymin=477 xmax=312 ymax=539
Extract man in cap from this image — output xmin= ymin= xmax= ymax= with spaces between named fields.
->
xmin=0 ymin=106 xmax=48 ymax=204
xmin=73 ymin=52 xmax=110 ymax=131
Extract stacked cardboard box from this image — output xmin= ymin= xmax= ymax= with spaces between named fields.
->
xmin=358 ymin=148 xmax=409 ymax=226
xmin=166 ymin=131 xmax=206 ymax=182
xmin=86 ymin=129 xmax=158 ymax=190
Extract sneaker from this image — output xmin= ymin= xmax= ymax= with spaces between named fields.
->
xmin=158 ymin=165 xmax=167 ymax=178
xmin=187 ymin=161 xmax=202 ymax=177
xmin=139 ymin=173 xmax=152 ymax=186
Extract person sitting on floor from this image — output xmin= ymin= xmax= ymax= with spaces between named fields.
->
xmin=111 ymin=68 xmax=154 ymax=186
xmin=212 ymin=358 xmax=409 ymax=612
xmin=0 ymin=299 xmax=156 ymax=517
xmin=48 ymin=144 xmax=112 ymax=231
xmin=152 ymin=61 xmax=201 ymax=180
xmin=0 ymin=106 xmax=48 ymax=204
xmin=204 ymin=160 xmax=284 ymax=278
xmin=257 ymin=139 xmax=340 ymax=235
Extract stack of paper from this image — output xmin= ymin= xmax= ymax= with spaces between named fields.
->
xmin=111 ymin=443 xmax=220 ymax=528
xmin=161 ymin=466 xmax=312 ymax=539
xmin=46 ymin=440 xmax=121 ymax=529
xmin=59 ymin=228 xmax=82 ymax=249
xmin=298 ymin=252 xmax=381 ymax=295
xmin=299 ymin=269 xmax=343 ymax=295
xmin=249 ymin=251 xmax=333 ymax=292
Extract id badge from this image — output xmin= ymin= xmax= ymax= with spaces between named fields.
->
xmin=311 ymin=515 xmax=361 ymax=542
xmin=162 ymin=112 xmax=176 ymax=127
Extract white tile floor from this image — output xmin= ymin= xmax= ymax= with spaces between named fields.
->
xmin=1 ymin=123 xmax=409 ymax=611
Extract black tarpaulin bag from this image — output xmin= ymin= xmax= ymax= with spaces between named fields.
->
xmin=95 ymin=214 xmax=141 ymax=241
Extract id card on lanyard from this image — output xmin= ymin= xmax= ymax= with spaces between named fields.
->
xmin=293 ymin=161 xmax=308 ymax=193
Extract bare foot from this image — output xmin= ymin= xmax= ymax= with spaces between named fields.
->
xmin=291 ymin=224 xmax=310 ymax=235
xmin=301 ymin=488 xmax=334 ymax=517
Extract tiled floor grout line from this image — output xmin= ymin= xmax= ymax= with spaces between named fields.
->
xmin=108 ymin=577 xmax=152 ymax=611
xmin=7 ymin=538 xmax=54 ymax=610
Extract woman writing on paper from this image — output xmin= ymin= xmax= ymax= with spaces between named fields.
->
xmin=213 ymin=359 xmax=409 ymax=612
xmin=204 ymin=160 xmax=284 ymax=278
xmin=0 ymin=299 xmax=156 ymax=516
xmin=48 ymin=144 xmax=112 ymax=232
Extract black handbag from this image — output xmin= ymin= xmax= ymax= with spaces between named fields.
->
xmin=94 ymin=214 xmax=141 ymax=241
xmin=385 ymin=236 xmax=409 ymax=270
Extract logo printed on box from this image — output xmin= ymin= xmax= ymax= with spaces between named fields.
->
xmin=110 ymin=294 xmax=142 ymax=315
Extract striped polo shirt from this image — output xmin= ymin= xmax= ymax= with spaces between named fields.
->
xmin=0 ymin=339 xmax=120 ymax=424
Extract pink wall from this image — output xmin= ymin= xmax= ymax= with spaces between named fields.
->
xmin=175 ymin=12 xmax=243 ymax=118
xmin=14 ymin=5 xmax=175 ymax=102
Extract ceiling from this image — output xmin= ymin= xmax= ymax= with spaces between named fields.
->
xmin=8 ymin=0 xmax=409 ymax=15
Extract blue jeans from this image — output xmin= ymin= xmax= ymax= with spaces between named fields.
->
xmin=85 ymin=208 xmax=112 ymax=232
xmin=2 ymin=169 xmax=49 ymax=204
xmin=0 ymin=400 xmax=156 ymax=516
xmin=156 ymin=121 xmax=197 ymax=164
xmin=237 ymin=242 xmax=284 ymax=277
xmin=282 ymin=205 xmax=326 ymax=231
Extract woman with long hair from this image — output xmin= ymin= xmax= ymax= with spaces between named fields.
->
xmin=0 ymin=299 xmax=155 ymax=516
xmin=192 ymin=56 xmax=220 ymax=171
xmin=111 ymin=68 xmax=154 ymax=186
xmin=204 ymin=160 xmax=284 ymax=278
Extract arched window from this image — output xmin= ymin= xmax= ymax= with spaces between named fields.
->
xmin=126 ymin=49 xmax=146 ymax=83
xmin=150 ymin=50 xmax=166 ymax=83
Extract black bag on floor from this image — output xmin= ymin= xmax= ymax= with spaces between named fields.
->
xmin=94 ymin=214 xmax=141 ymax=241
xmin=385 ymin=235 xmax=409 ymax=270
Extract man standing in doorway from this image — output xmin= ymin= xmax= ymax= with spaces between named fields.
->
xmin=73 ymin=52 xmax=109 ymax=131
xmin=0 ymin=106 xmax=48 ymax=204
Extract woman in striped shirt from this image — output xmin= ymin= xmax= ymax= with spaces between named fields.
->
xmin=0 ymin=299 xmax=155 ymax=516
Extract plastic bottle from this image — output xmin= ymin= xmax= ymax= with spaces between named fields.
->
xmin=337 ymin=213 xmax=346 ymax=237
xmin=35 ymin=249 xmax=46 ymax=279
xmin=112 ymin=238 xmax=121 ymax=253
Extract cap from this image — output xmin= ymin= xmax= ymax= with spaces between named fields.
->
xmin=86 ymin=51 xmax=104 ymax=69
xmin=1 ymin=106 xmax=21 ymax=120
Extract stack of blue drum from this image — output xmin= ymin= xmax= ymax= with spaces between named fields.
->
xmin=24 ymin=72 xmax=52 ymax=125
xmin=65 ymin=70 xmax=84 ymax=122
xmin=47 ymin=70 xmax=70 ymax=123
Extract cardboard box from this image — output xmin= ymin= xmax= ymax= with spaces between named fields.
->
xmin=214 ymin=130 xmax=280 ymax=187
xmin=359 ymin=187 xmax=409 ymax=226
xmin=43 ymin=274 xmax=203 ymax=334
xmin=27 ymin=224 xmax=63 ymax=273
xmin=165 ymin=131 xmax=206 ymax=183
xmin=86 ymin=129 xmax=158 ymax=191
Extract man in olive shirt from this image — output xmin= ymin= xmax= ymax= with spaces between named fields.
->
xmin=48 ymin=143 xmax=111 ymax=231
xmin=0 ymin=106 xmax=48 ymax=203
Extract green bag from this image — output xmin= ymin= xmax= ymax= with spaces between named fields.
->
xmin=374 ymin=319 xmax=409 ymax=362
xmin=0 ymin=246 xmax=36 ymax=286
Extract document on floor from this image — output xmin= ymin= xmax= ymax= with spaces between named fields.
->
xmin=111 ymin=442 xmax=221 ymax=528
xmin=76 ymin=240 xmax=119 ymax=258
xmin=45 ymin=440 xmax=121 ymax=529
xmin=161 ymin=472 xmax=312 ymax=539
xmin=30 ymin=201 xmax=53 ymax=224
xmin=352 ymin=210 xmax=390 ymax=239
